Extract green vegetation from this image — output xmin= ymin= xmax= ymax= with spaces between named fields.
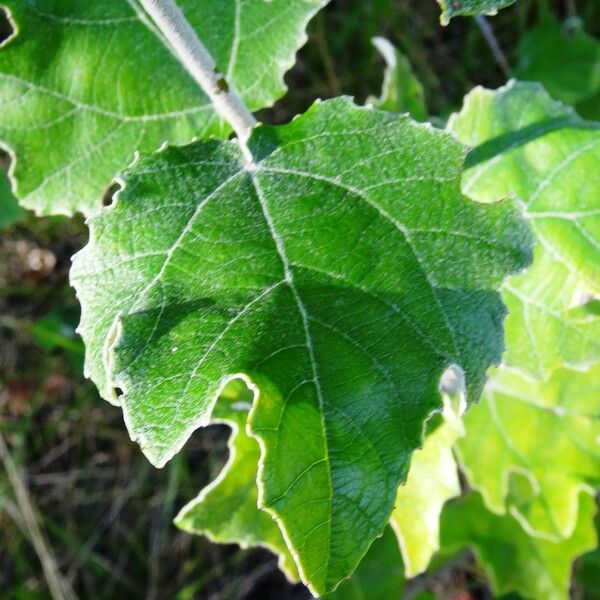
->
xmin=1 ymin=1 xmax=599 ymax=598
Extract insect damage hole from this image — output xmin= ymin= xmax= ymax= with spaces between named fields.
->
xmin=0 ymin=7 xmax=15 ymax=46
xmin=0 ymin=148 xmax=12 ymax=174
xmin=102 ymin=181 xmax=121 ymax=207
xmin=0 ymin=149 xmax=16 ymax=195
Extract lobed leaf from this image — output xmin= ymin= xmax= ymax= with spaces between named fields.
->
xmin=175 ymin=379 xmax=299 ymax=582
xmin=457 ymin=365 xmax=600 ymax=540
xmin=449 ymin=81 xmax=600 ymax=379
xmin=440 ymin=492 xmax=598 ymax=600
xmin=390 ymin=400 xmax=463 ymax=577
xmin=177 ymin=385 xmax=463 ymax=588
xmin=71 ymin=97 xmax=531 ymax=594
xmin=449 ymin=81 xmax=600 ymax=542
xmin=0 ymin=0 xmax=327 ymax=215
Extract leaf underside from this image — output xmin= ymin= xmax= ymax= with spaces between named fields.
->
xmin=72 ymin=97 xmax=531 ymax=594
xmin=449 ymin=81 xmax=600 ymax=379
xmin=0 ymin=0 xmax=327 ymax=215
xmin=441 ymin=492 xmax=598 ymax=600
xmin=449 ymin=81 xmax=600 ymax=541
xmin=458 ymin=366 xmax=600 ymax=540
xmin=390 ymin=402 xmax=463 ymax=577
xmin=175 ymin=379 xmax=299 ymax=583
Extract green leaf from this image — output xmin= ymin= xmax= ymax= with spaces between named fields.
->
xmin=174 ymin=379 xmax=299 ymax=583
xmin=390 ymin=399 xmax=463 ymax=577
xmin=179 ymin=389 xmax=463 ymax=589
xmin=437 ymin=0 xmax=516 ymax=25
xmin=322 ymin=526 xmax=405 ymax=600
xmin=448 ymin=81 xmax=600 ymax=378
xmin=449 ymin=82 xmax=600 ymax=542
xmin=515 ymin=17 xmax=600 ymax=119
xmin=0 ymin=0 xmax=326 ymax=216
xmin=367 ymin=37 xmax=428 ymax=121
xmin=457 ymin=365 xmax=600 ymax=540
xmin=0 ymin=170 xmax=24 ymax=229
xmin=71 ymin=97 xmax=532 ymax=594
xmin=440 ymin=492 xmax=598 ymax=600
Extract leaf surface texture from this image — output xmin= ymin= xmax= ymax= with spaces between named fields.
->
xmin=0 ymin=0 xmax=326 ymax=214
xmin=72 ymin=98 xmax=532 ymax=594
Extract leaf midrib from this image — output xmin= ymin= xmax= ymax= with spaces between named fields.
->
xmin=249 ymin=170 xmax=335 ymax=589
xmin=259 ymin=165 xmax=461 ymax=361
xmin=110 ymin=141 xmax=473 ymax=586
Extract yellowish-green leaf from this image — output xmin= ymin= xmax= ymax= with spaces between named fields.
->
xmin=174 ymin=379 xmax=299 ymax=583
xmin=448 ymin=81 xmax=600 ymax=379
xmin=449 ymin=81 xmax=600 ymax=543
xmin=457 ymin=365 xmax=600 ymax=540
xmin=390 ymin=400 xmax=463 ymax=577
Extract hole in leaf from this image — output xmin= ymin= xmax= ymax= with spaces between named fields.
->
xmin=113 ymin=386 xmax=124 ymax=398
xmin=0 ymin=148 xmax=12 ymax=175
xmin=220 ymin=377 xmax=255 ymax=407
xmin=0 ymin=7 xmax=15 ymax=46
xmin=102 ymin=181 xmax=121 ymax=207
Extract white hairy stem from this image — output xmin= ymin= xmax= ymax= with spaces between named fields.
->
xmin=139 ymin=0 xmax=257 ymax=144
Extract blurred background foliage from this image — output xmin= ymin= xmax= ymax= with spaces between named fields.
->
xmin=1 ymin=0 xmax=599 ymax=598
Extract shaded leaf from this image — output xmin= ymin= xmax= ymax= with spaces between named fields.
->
xmin=0 ymin=170 xmax=24 ymax=229
xmin=71 ymin=98 xmax=531 ymax=594
xmin=322 ymin=526 xmax=405 ymax=600
xmin=515 ymin=16 xmax=600 ymax=119
xmin=440 ymin=492 xmax=598 ymax=600
xmin=573 ymin=515 xmax=600 ymax=600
